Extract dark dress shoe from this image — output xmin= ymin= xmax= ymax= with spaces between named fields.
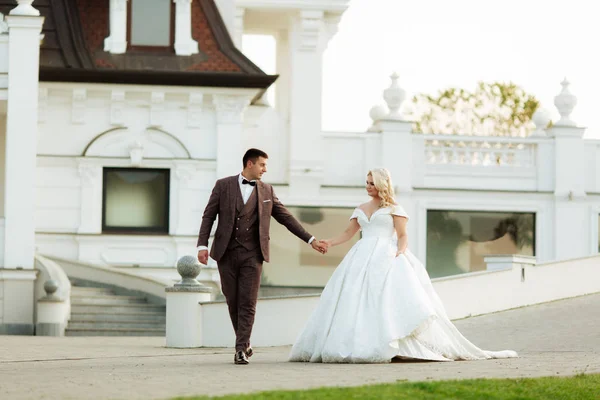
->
xmin=234 ymin=350 xmax=249 ymax=365
xmin=246 ymin=347 xmax=253 ymax=358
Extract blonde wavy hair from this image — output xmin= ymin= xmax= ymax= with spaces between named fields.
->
xmin=368 ymin=168 xmax=396 ymax=208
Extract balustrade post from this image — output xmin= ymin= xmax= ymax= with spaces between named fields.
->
xmin=165 ymin=256 xmax=212 ymax=348
xmin=36 ymin=280 xmax=68 ymax=336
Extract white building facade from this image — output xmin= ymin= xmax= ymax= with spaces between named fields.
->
xmin=0 ymin=0 xmax=599 ymax=334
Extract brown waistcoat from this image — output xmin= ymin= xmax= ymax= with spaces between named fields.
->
xmin=228 ymin=186 xmax=260 ymax=252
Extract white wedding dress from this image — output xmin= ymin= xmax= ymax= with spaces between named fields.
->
xmin=289 ymin=205 xmax=518 ymax=363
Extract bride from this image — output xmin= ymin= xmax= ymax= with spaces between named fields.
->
xmin=289 ymin=168 xmax=518 ymax=363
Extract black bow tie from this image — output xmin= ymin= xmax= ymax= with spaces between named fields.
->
xmin=242 ymin=179 xmax=256 ymax=186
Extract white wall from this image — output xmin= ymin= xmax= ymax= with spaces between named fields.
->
xmin=33 ymin=82 xmax=261 ymax=268
xmin=196 ymin=254 xmax=600 ymax=347
xmin=0 ymin=113 xmax=5 ymax=219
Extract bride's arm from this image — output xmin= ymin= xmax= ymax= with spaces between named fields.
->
xmin=323 ymin=219 xmax=360 ymax=248
xmin=393 ymin=215 xmax=408 ymax=256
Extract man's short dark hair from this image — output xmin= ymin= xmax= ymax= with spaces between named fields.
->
xmin=243 ymin=148 xmax=268 ymax=168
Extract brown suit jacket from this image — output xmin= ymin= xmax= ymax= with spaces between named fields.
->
xmin=197 ymin=175 xmax=313 ymax=263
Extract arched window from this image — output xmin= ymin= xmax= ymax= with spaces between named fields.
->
xmin=127 ymin=0 xmax=175 ymax=51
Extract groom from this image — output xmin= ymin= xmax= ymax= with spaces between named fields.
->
xmin=197 ymin=148 xmax=327 ymax=365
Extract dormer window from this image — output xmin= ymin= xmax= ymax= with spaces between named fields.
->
xmin=128 ymin=0 xmax=174 ymax=50
xmin=105 ymin=0 xmax=198 ymax=56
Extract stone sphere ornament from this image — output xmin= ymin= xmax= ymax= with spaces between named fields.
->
xmin=175 ymin=255 xmax=202 ymax=287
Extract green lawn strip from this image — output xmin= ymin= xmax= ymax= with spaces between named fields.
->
xmin=172 ymin=374 xmax=599 ymax=400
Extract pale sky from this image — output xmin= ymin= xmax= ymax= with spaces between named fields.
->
xmin=243 ymin=0 xmax=600 ymax=139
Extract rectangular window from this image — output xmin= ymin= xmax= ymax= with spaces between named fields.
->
xmin=128 ymin=0 xmax=173 ymax=49
xmin=264 ymin=207 xmax=359 ymax=288
xmin=426 ymin=210 xmax=535 ymax=278
xmin=102 ymin=168 xmax=170 ymax=234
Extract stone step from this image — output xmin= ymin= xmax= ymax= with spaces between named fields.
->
xmin=70 ymin=287 xmax=115 ymax=295
xmin=65 ymin=328 xmax=165 ymax=337
xmin=67 ymin=320 xmax=166 ymax=330
xmin=71 ymin=304 xmax=166 ymax=314
xmin=70 ymin=312 xmax=165 ymax=323
xmin=70 ymin=295 xmax=148 ymax=305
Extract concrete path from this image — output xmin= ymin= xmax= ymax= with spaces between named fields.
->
xmin=1 ymin=294 xmax=598 ymax=400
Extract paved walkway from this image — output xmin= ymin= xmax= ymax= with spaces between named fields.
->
xmin=1 ymin=294 xmax=599 ymax=400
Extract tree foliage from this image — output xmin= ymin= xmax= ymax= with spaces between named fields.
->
xmin=404 ymin=82 xmax=540 ymax=137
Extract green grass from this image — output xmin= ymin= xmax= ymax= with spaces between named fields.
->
xmin=173 ymin=374 xmax=600 ymax=400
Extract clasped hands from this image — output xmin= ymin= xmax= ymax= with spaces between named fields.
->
xmin=311 ymin=239 xmax=330 ymax=254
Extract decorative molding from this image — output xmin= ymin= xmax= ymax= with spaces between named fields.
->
xmin=0 ymin=269 xmax=38 ymax=280
xmin=175 ymin=165 xmax=196 ymax=187
xmin=149 ymin=92 xmax=165 ymax=127
xmin=323 ymin=12 xmax=343 ymax=48
xmin=10 ymin=0 xmax=40 ymax=17
xmin=187 ymin=93 xmax=204 ymax=128
xmin=0 ymin=13 xmax=8 ymax=33
xmin=38 ymin=87 xmax=48 ymax=123
xmin=212 ymin=95 xmax=250 ymax=124
xmin=77 ymin=162 xmax=100 ymax=187
xmin=110 ymin=90 xmax=125 ymax=126
xmin=129 ymin=140 xmax=144 ymax=166
xmin=554 ymin=78 xmax=577 ymax=127
xmin=71 ymin=88 xmax=87 ymax=124
xmin=84 ymin=128 xmax=191 ymax=159
xmin=298 ymin=10 xmax=324 ymax=52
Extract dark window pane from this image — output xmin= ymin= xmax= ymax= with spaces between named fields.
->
xmin=265 ymin=207 xmax=359 ymax=287
xmin=103 ymin=168 xmax=169 ymax=233
xmin=130 ymin=0 xmax=171 ymax=47
xmin=426 ymin=210 xmax=535 ymax=278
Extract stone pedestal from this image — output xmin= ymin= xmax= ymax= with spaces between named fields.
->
xmin=165 ymin=256 xmax=213 ymax=348
xmin=0 ymin=269 xmax=37 ymax=334
xmin=36 ymin=279 xmax=68 ymax=336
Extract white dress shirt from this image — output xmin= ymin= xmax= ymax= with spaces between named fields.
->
xmin=238 ymin=173 xmax=256 ymax=204
xmin=197 ymin=174 xmax=315 ymax=252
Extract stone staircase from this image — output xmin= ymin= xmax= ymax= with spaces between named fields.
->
xmin=66 ymin=283 xmax=166 ymax=336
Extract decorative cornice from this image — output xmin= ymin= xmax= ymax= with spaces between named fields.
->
xmin=150 ymin=92 xmax=165 ymax=127
xmin=72 ymin=88 xmax=87 ymax=124
xmin=187 ymin=93 xmax=204 ymax=128
xmin=212 ymin=94 xmax=250 ymax=124
xmin=297 ymin=10 xmax=324 ymax=52
xmin=110 ymin=90 xmax=126 ymax=126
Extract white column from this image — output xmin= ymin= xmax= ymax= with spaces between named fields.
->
xmin=104 ymin=0 xmax=128 ymax=54
xmin=173 ymin=0 xmax=199 ymax=56
xmin=213 ymin=94 xmax=250 ymax=179
xmin=287 ymin=10 xmax=327 ymax=199
xmin=548 ymin=79 xmax=588 ymax=260
xmin=3 ymin=6 xmax=44 ymax=270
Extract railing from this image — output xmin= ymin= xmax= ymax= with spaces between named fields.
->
xmin=422 ymin=134 xmax=538 ymax=167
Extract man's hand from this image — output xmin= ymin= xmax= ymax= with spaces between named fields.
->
xmin=198 ymin=250 xmax=209 ymax=265
xmin=311 ymin=239 xmax=329 ymax=254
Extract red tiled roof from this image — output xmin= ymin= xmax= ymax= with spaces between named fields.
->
xmin=38 ymin=0 xmax=275 ymax=89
